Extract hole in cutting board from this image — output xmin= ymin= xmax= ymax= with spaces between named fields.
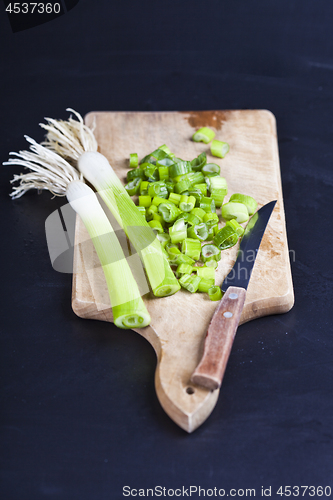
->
xmin=186 ymin=387 xmax=195 ymax=395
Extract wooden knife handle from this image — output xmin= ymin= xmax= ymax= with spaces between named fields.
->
xmin=191 ymin=286 xmax=247 ymax=391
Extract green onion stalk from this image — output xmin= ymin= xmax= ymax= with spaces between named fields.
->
xmin=3 ymin=117 xmax=151 ymax=327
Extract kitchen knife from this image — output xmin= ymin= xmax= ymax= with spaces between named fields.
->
xmin=191 ymin=200 xmax=277 ymax=391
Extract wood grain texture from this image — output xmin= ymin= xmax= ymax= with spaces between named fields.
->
xmin=71 ymin=110 xmax=294 ymax=432
xmin=191 ymin=287 xmax=247 ymax=391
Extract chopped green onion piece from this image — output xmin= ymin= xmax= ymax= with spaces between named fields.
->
xmin=208 ymin=286 xmax=223 ymax=301
xmin=190 ymin=207 xmax=206 ymax=222
xmin=140 ymin=180 xmax=149 ymax=195
xmin=175 ymin=179 xmax=191 ymax=194
xmin=170 ymin=160 xmax=192 ymax=178
xmin=157 ymin=233 xmax=171 ymax=248
xmin=158 ymin=202 xmax=181 ymax=222
xmin=169 ymin=217 xmax=187 ymax=244
xmin=202 ymin=163 xmax=220 ymax=176
xmin=198 ymin=278 xmax=215 ymax=293
xmin=179 ymin=274 xmax=201 ymax=293
xmin=153 ymin=213 xmax=165 ymax=226
xmin=166 ymin=246 xmax=183 ymax=265
xmin=148 ymin=220 xmax=164 ymax=233
xmin=208 ymin=176 xmax=228 ymax=208
xmin=148 ymin=181 xmax=168 ymax=199
xmin=143 ymin=162 xmax=157 ymax=178
xmin=150 ymin=148 xmax=170 ymax=161
xmin=187 ymin=222 xmax=209 ymax=242
xmin=129 ymin=153 xmax=139 ymax=168
xmin=158 ymin=165 xmax=169 ymax=181
xmin=200 ymin=196 xmax=216 ymax=213
xmin=221 ymin=202 xmax=249 ymax=223
xmin=181 ymin=238 xmax=201 ymax=261
xmin=158 ymin=144 xmax=172 ymax=155
xmin=146 ymin=204 xmax=158 ymax=221
xmin=173 ymin=253 xmax=195 ymax=266
xmin=139 ymin=195 xmax=151 ymax=208
xmin=211 ymin=140 xmax=230 ymax=158
xmin=176 ymin=263 xmax=193 ymax=275
xmin=188 ymin=189 xmax=203 ymax=205
xmin=191 ymin=152 xmax=207 ymax=171
xmin=186 ymin=172 xmax=205 ymax=186
xmin=192 ymin=127 xmax=216 ymax=144
xmin=207 ymin=225 xmax=215 ymax=240
xmin=225 ymin=219 xmax=244 ymax=237
xmin=152 ymin=196 xmax=169 ymax=207
xmin=177 ymin=212 xmax=201 ymax=227
xmin=179 ymin=195 xmax=196 ymax=212
xmin=201 ymin=243 xmax=221 ymax=263
xmin=156 ymin=157 xmax=174 ymax=168
xmin=213 ymin=225 xmax=240 ymax=250
xmin=66 ymin=181 xmax=150 ymax=329
xmin=193 ymin=183 xmax=207 ymax=196
xmin=127 ymin=168 xmax=144 ymax=182
xmin=203 ymin=212 xmax=219 ymax=227
xmin=78 ymin=152 xmax=181 ymax=298
xmin=165 ymin=181 xmax=175 ymax=194
xmin=166 ymin=243 xmax=180 ymax=254
xmin=229 ymin=193 xmax=258 ymax=216
xmin=168 ymin=192 xmax=181 ymax=205
xmin=196 ymin=266 xmax=215 ymax=280
xmin=125 ymin=177 xmax=142 ymax=196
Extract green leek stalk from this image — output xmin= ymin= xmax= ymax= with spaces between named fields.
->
xmin=66 ymin=181 xmax=150 ymax=329
xmin=78 ymin=152 xmax=180 ymax=297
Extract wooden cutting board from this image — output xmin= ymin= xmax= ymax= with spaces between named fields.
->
xmin=71 ymin=110 xmax=294 ymax=432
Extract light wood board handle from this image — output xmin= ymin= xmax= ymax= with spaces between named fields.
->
xmin=191 ymin=286 xmax=247 ymax=391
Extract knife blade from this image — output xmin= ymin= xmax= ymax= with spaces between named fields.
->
xmin=191 ymin=200 xmax=277 ymax=391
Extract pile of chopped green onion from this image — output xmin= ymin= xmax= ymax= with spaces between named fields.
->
xmin=124 ymin=138 xmax=257 ymax=301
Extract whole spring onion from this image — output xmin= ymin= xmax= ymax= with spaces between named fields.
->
xmin=67 ymin=182 xmax=150 ymax=328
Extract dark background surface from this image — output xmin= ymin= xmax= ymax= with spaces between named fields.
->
xmin=1 ymin=1 xmax=333 ymax=499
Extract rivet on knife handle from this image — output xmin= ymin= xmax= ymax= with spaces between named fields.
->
xmin=191 ymin=286 xmax=246 ymax=391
